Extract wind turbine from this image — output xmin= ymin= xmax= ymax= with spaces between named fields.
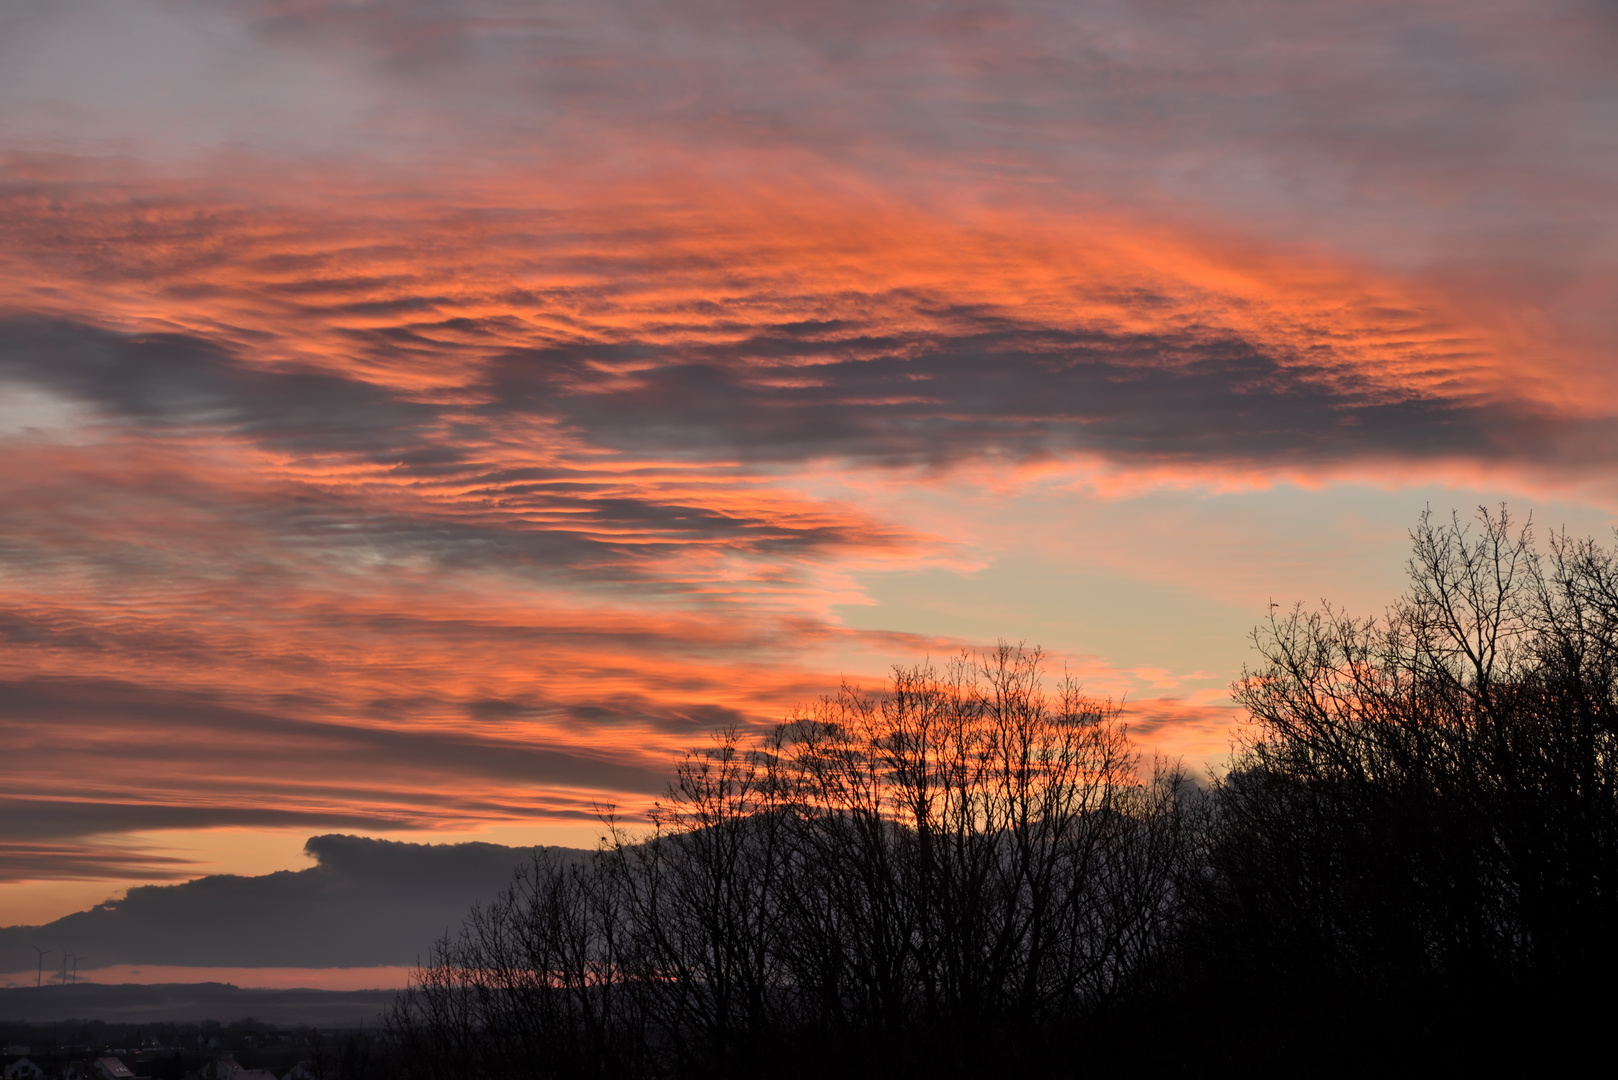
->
xmin=71 ymin=955 xmax=85 ymax=985
xmin=30 ymin=944 xmax=55 ymax=988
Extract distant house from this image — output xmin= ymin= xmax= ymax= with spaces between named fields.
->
xmin=282 ymin=1061 xmax=319 ymax=1080
xmin=200 ymin=1054 xmax=242 ymax=1079
xmin=2 ymin=1058 xmax=45 ymax=1080
xmin=60 ymin=1061 xmax=127 ymax=1080
xmin=198 ymin=1055 xmax=276 ymax=1080
xmin=92 ymin=1058 xmax=135 ymax=1080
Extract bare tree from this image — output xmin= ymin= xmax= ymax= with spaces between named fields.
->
xmin=1192 ymin=506 xmax=1618 ymax=1061
xmin=391 ymin=645 xmax=1192 ymax=1078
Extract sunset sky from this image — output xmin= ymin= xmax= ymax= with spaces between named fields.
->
xmin=3 ymin=0 xmax=1618 ymax=977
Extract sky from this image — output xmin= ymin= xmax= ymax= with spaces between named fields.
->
xmin=3 ymin=0 xmax=1618 ymax=980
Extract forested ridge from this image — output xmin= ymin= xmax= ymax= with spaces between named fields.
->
xmin=389 ymin=509 xmax=1618 ymax=1076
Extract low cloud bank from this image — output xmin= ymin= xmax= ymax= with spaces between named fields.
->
xmin=0 ymin=982 xmax=398 ymax=1026
xmin=0 ymin=834 xmax=575 ymax=972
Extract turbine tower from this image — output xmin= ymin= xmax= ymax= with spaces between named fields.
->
xmin=30 ymin=944 xmax=54 ymax=988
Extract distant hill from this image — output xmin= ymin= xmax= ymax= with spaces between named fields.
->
xmin=0 ymin=982 xmax=396 ymax=1026
xmin=2 ymin=834 xmax=589 ymax=972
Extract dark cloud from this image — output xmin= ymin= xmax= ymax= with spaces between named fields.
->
xmin=0 ymin=317 xmax=912 ymax=583
xmin=13 ymin=302 xmax=1585 ymax=596
xmin=0 ymin=834 xmax=573 ymax=968
xmin=482 ymin=316 xmax=1583 ymax=468
xmin=0 ymin=316 xmax=438 ymax=456
xmin=3 ymin=311 xmax=1606 ymax=604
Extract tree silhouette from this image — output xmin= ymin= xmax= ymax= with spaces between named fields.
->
xmin=1182 ymin=507 xmax=1618 ymax=1066
xmin=390 ymin=645 xmax=1191 ymax=1078
xmin=391 ymin=508 xmax=1618 ymax=1076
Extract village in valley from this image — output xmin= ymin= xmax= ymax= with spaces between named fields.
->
xmin=2 ymin=1019 xmax=382 ymax=1080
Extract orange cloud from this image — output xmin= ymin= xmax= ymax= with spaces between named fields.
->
xmin=0 ymin=154 xmax=1603 ymax=894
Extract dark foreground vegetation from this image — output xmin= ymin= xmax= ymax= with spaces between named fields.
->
xmin=389 ymin=509 xmax=1618 ymax=1077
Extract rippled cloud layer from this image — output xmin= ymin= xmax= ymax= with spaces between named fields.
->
xmin=2 ymin=0 xmax=1615 ymax=908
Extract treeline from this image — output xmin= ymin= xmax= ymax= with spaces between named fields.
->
xmin=389 ymin=509 xmax=1618 ymax=1076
